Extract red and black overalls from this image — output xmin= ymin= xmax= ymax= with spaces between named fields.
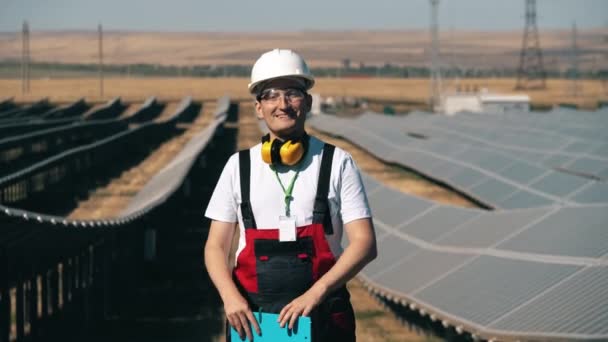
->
xmin=229 ymin=143 xmax=356 ymax=341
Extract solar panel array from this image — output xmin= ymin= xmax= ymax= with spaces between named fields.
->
xmin=122 ymin=96 xmax=230 ymax=217
xmin=1 ymin=97 xmax=231 ymax=342
xmin=310 ymin=108 xmax=608 ymax=209
xmin=311 ymin=108 xmax=608 ymax=341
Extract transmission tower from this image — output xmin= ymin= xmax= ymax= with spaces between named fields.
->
xmin=98 ymin=23 xmax=104 ymax=98
xmin=604 ymin=23 xmax=608 ymax=95
xmin=429 ymin=0 xmax=442 ymax=111
xmin=515 ymin=0 xmax=546 ymax=90
xmin=21 ymin=21 xmax=30 ymax=94
xmin=568 ymin=22 xmax=581 ymax=97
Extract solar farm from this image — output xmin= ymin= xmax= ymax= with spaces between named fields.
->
xmin=1 ymin=87 xmax=607 ymax=342
xmin=1 ymin=0 xmax=608 ymax=339
xmin=309 ymin=107 xmax=608 ymax=341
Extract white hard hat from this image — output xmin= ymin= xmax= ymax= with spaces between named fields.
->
xmin=248 ymin=49 xmax=315 ymax=94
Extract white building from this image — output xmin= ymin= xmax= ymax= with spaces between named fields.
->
xmin=440 ymin=91 xmax=530 ymax=115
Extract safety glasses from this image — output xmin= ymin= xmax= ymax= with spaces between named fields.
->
xmin=257 ymin=88 xmax=306 ymax=104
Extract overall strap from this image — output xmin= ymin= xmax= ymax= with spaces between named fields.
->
xmin=313 ymin=143 xmax=335 ymax=235
xmin=239 ymin=150 xmax=257 ymax=229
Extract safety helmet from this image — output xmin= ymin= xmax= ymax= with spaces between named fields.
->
xmin=248 ymin=49 xmax=315 ymax=95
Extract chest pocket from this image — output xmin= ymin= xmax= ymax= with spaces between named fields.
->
xmin=254 ymin=237 xmax=314 ymax=299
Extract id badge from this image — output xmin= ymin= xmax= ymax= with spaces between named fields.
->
xmin=279 ymin=215 xmax=297 ymax=242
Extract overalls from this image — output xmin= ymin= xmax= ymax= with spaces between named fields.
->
xmin=229 ymin=143 xmax=356 ymax=341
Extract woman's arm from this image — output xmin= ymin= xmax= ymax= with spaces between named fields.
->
xmin=278 ymin=217 xmax=377 ymax=328
xmin=204 ymin=220 xmax=261 ymax=340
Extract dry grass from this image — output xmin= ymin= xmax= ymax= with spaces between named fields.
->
xmin=0 ymin=77 xmax=250 ymax=103
xmin=117 ymin=102 xmax=142 ymax=119
xmin=1 ymin=77 xmax=606 ymax=109
xmin=155 ymin=101 xmax=181 ymax=122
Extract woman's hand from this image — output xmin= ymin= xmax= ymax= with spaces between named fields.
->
xmin=278 ymin=284 xmax=327 ymax=329
xmin=224 ymin=294 xmax=260 ymax=341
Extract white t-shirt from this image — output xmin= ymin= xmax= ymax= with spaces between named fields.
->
xmin=204 ymin=135 xmax=372 ymax=262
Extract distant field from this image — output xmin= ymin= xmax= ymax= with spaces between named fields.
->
xmin=1 ymin=77 xmax=606 ymax=109
xmin=0 ymin=29 xmax=607 ymax=70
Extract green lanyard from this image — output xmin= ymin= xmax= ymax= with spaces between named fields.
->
xmin=272 ymin=167 xmax=300 ymax=217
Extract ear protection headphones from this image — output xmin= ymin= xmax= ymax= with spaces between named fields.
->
xmin=261 ymin=133 xmax=309 ymax=166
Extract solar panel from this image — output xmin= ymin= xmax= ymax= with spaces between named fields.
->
xmin=541 ymin=153 xmax=577 ymax=168
xmin=490 ymin=266 xmax=608 ymax=335
xmin=360 ymin=174 xmax=382 ymax=194
xmin=368 ymin=186 xmax=432 ymax=224
xmin=590 ymin=143 xmax=608 ymax=158
xmin=529 ymin=171 xmax=591 ymax=197
xmin=565 ymin=157 xmax=608 ymax=176
xmin=372 ymin=250 xmax=474 ymax=293
xmin=451 ymin=148 xmax=486 ymax=165
xmin=498 ymin=161 xmax=547 ymax=184
xmin=497 ymin=190 xmax=555 ymax=209
xmin=415 ymin=256 xmax=581 ymax=326
xmin=424 ymin=140 xmax=468 ymax=156
xmin=496 ymin=206 xmax=608 ymax=258
xmin=446 ymin=168 xmax=488 ymax=189
xmin=393 ymin=150 xmax=445 ymax=172
xmin=562 ymin=141 xmax=600 ymax=154
xmin=367 ymin=186 xmax=404 ymax=208
xmin=426 ymin=160 xmax=466 ymax=179
xmin=372 ymin=218 xmax=392 ymax=241
xmin=399 ymin=206 xmax=480 ymax=242
xmin=364 ymin=233 xmax=420 ymax=278
xmin=475 ymin=153 xmax=517 ymax=173
xmin=435 ymin=207 xmax=553 ymax=247
xmin=513 ymin=150 xmax=554 ymax=164
xmin=570 ymin=182 xmax=608 ymax=204
xmin=469 ymin=178 xmax=519 ymax=204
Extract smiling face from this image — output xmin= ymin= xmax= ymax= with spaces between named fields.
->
xmin=254 ymin=78 xmax=312 ymax=141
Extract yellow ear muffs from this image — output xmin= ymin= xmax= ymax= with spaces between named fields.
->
xmin=280 ymin=140 xmax=306 ymax=166
xmin=261 ymin=137 xmax=274 ymax=164
xmin=261 ymin=134 xmax=308 ymax=166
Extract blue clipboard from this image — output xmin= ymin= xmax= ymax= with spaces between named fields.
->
xmin=230 ymin=311 xmax=311 ymax=341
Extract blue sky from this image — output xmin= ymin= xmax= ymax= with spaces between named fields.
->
xmin=0 ymin=0 xmax=606 ymax=32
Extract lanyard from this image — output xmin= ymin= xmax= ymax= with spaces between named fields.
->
xmin=272 ymin=167 xmax=300 ymax=216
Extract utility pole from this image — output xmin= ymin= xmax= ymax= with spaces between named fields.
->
xmin=98 ymin=23 xmax=104 ymax=99
xmin=568 ymin=22 xmax=581 ymax=97
xmin=429 ymin=0 xmax=442 ymax=111
xmin=21 ymin=21 xmax=30 ymax=94
xmin=515 ymin=0 xmax=546 ymax=90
